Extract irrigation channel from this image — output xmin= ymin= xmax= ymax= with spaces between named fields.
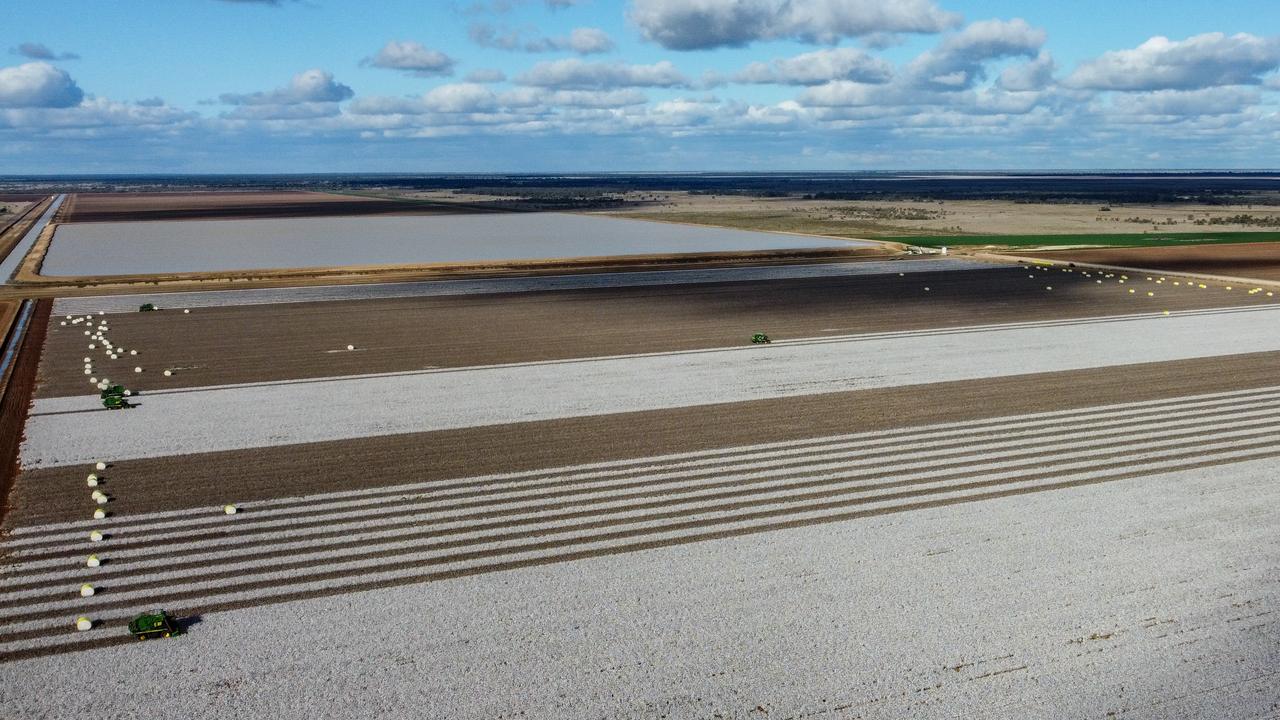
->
xmin=0 ymin=195 xmax=64 ymax=284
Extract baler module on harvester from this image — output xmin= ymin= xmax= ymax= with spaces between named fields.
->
xmin=100 ymin=384 xmax=130 ymax=410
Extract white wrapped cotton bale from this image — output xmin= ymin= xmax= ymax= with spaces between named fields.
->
xmin=80 ymin=584 xmax=95 ymax=597
xmin=88 ymin=344 xmax=95 ymax=349
xmin=134 ymin=367 xmax=142 ymax=373
xmin=123 ymin=390 xmax=132 ymax=397
xmin=347 ymin=345 xmax=355 ymax=351
xmin=93 ymin=508 xmax=105 ymax=520
xmin=163 ymin=370 xmax=172 ymax=377
xmin=183 ymin=309 xmax=190 ymax=314
xmin=60 ymin=321 xmax=66 ymax=327
xmin=86 ymin=555 xmax=100 ymax=568
xmin=223 ymin=504 xmax=238 ymax=515
xmin=129 ymin=350 xmax=138 ymax=356
xmin=84 ymin=369 xmax=91 ymax=375
xmin=76 ymin=617 xmax=92 ymax=631
xmin=89 ymin=377 xmax=97 ymax=384
xmin=83 ymin=357 xmax=91 ymax=363
xmin=89 ymin=530 xmax=103 ymax=542
xmin=95 ymin=461 xmax=107 ymax=470
xmin=86 ymin=474 xmax=98 ymax=487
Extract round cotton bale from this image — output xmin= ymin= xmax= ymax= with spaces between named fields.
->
xmin=80 ymin=584 xmax=95 ymax=597
xmin=1096 ymin=280 xmax=1102 ymax=284
xmin=347 ymin=344 xmax=355 ymax=351
xmin=134 ymin=366 xmax=142 ymax=373
xmin=66 ymin=315 xmax=72 ymax=320
xmin=183 ymin=309 xmax=190 ymax=314
xmin=129 ymin=350 xmax=137 ymax=356
xmin=163 ymin=369 xmax=172 ymax=377
xmin=89 ymin=377 xmax=98 ymax=383
xmin=88 ymin=344 xmax=95 ymax=349
xmin=94 ymin=496 xmax=107 ymax=506
xmin=1147 ymin=292 xmax=1154 ymax=297
xmin=89 ymin=530 xmax=103 ymax=542
xmin=60 ymin=321 xmax=66 ymax=327
xmin=93 ymin=508 xmax=105 ymax=520
xmin=123 ymin=390 xmax=132 ymax=397
xmin=1128 ymin=289 xmax=1135 ymax=294
xmin=75 ymin=617 xmax=92 ymax=631
xmin=1046 ymin=286 xmax=1052 ymax=290
xmin=83 ymin=357 xmax=91 ymax=363
xmin=86 ymin=555 xmax=100 ymax=568
xmin=84 ymin=369 xmax=92 ymax=375
xmin=223 ymin=504 xmax=238 ymax=515
xmin=86 ymin=475 xmax=98 ymax=486
xmin=84 ymin=331 xmax=91 ymax=336
xmin=1163 ymin=310 xmax=1170 ymax=316
xmin=95 ymin=461 xmax=106 ymax=470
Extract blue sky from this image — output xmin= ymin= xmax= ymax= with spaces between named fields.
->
xmin=2 ymin=0 xmax=1278 ymax=172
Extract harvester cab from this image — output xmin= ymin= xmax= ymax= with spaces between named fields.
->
xmin=751 ymin=332 xmax=772 ymax=344
xmin=128 ymin=610 xmax=180 ymax=640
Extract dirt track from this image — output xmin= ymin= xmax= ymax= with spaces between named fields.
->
xmin=59 ymin=191 xmax=494 ymax=223
xmin=34 ymin=267 xmax=1273 ymax=398
xmin=1015 ymin=242 xmax=1280 ymax=281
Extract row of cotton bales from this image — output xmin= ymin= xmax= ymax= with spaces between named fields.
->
xmin=67 ymin=306 xmax=238 ymax=634
xmin=1022 ymin=263 xmax=1278 ymax=312
xmin=75 ymin=459 xmax=109 ymax=631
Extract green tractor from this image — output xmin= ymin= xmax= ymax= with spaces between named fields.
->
xmin=139 ymin=303 xmax=157 ymax=312
xmin=101 ymin=385 xmax=129 ymax=410
xmin=751 ymin=332 xmax=772 ymax=344
xmin=128 ymin=610 xmax=180 ymax=640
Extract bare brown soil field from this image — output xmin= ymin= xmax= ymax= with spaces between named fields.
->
xmin=1013 ymin=242 xmax=1280 ymax=282
xmin=10 ymin=349 xmax=1280 ymax=529
xmin=33 ymin=267 xmax=1271 ymax=399
xmin=0 ymin=300 xmax=47 ymax=526
xmin=58 ymin=191 xmax=495 ymax=224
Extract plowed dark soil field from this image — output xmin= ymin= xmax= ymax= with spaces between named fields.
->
xmin=59 ymin=191 xmax=493 ymax=223
xmin=1016 ymin=242 xmax=1280 ymax=281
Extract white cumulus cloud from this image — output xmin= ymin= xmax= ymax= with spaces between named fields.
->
xmin=629 ymin=0 xmax=960 ymax=50
xmin=219 ymin=69 xmax=353 ymax=105
xmin=1066 ymin=33 xmax=1280 ymax=91
xmin=518 ymin=59 xmax=689 ymax=89
xmin=0 ymin=62 xmax=83 ymax=108
xmin=363 ymin=41 xmax=456 ymax=77
xmin=735 ymin=48 xmax=893 ymax=86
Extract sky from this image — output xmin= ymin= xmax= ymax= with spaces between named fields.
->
xmin=1 ymin=0 xmax=1279 ymax=173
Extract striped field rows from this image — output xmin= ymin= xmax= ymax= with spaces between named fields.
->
xmin=2 ymin=385 xmax=1279 ymax=659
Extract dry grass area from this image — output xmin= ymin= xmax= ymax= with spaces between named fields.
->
xmin=603 ymin=192 xmax=1280 ymax=239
